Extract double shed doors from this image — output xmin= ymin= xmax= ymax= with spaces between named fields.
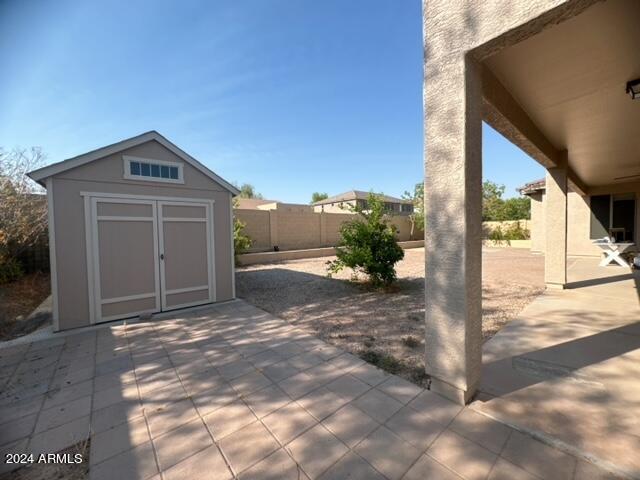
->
xmin=88 ymin=196 xmax=215 ymax=323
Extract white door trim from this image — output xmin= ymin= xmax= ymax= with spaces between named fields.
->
xmin=46 ymin=178 xmax=60 ymax=331
xmin=229 ymin=193 xmax=236 ymax=299
xmin=101 ymin=292 xmax=157 ymax=304
xmin=95 ymin=216 xmax=155 ymax=222
xmin=83 ymin=193 xmax=216 ymax=323
xmin=80 ymin=191 xmax=216 ymax=205
xmin=84 ymin=195 xmax=95 ymax=325
xmin=158 ymin=200 xmax=215 ymax=311
xmin=88 ymin=196 xmax=161 ymax=324
xmin=164 ymin=285 xmax=209 ymax=295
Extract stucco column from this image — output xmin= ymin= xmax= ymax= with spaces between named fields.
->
xmin=544 ymin=158 xmax=568 ymax=288
xmin=424 ymin=56 xmax=483 ymax=405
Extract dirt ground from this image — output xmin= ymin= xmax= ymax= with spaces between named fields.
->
xmin=0 ymin=273 xmax=51 ymax=341
xmin=236 ymin=247 xmax=544 ymax=386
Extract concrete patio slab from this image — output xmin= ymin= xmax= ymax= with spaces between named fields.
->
xmin=473 ymin=258 xmax=640 ymax=479
xmin=0 ymin=299 xmax=623 ymax=479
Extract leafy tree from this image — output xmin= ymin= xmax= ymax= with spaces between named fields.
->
xmin=327 ymin=193 xmax=404 ymax=286
xmin=0 ymin=147 xmax=48 ymax=283
xmin=482 ymin=180 xmax=530 ymax=221
xmin=482 ymin=180 xmax=506 ymax=221
xmin=402 ymin=182 xmax=425 ymax=239
xmin=311 ymin=192 xmax=328 ymax=204
xmin=232 ymin=198 xmax=252 ymax=264
xmin=501 ymin=197 xmax=530 ymax=221
xmin=238 ymin=183 xmax=263 ymax=199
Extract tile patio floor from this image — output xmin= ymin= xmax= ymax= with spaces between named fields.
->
xmin=0 ymin=300 xmax=621 ymax=479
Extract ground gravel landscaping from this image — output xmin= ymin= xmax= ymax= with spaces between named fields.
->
xmin=236 ymin=247 xmax=544 ymax=386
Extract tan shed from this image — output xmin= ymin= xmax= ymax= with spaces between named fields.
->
xmin=28 ymin=131 xmax=240 ymax=331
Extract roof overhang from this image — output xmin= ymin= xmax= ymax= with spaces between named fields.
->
xmin=27 ymin=130 xmax=241 ymax=196
xmin=482 ymin=0 xmax=640 ymax=191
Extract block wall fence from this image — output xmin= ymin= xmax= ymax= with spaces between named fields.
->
xmin=234 ymin=209 xmax=423 ymax=252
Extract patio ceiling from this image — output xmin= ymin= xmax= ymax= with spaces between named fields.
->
xmin=483 ymin=0 xmax=640 ymax=188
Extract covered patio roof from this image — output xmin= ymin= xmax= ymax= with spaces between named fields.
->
xmin=484 ymin=0 xmax=640 ymax=189
xmin=481 ymin=0 xmax=640 ymax=193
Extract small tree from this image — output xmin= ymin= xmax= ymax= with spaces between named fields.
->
xmin=502 ymin=197 xmax=531 ymax=220
xmin=482 ymin=180 xmax=506 ymax=221
xmin=327 ymin=193 xmax=404 ymax=286
xmin=232 ymin=198 xmax=252 ymax=264
xmin=311 ymin=192 xmax=328 ymax=204
xmin=402 ymin=182 xmax=425 ymax=240
xmin=482 ymin=180 xmax=531 ymax=221
xmin=0 ymin=147 xmax=48 ymax=283
xmin=238 ymin=183 xmax=263 ymax=199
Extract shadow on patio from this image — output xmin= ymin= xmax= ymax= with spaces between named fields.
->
xmin=473 ymin=257 xmax=640 ymax=478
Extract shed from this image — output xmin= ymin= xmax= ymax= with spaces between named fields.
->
xmin=28 ymin=131 xmax=240 ymax=331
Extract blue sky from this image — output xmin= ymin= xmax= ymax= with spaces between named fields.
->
xmin=0 ymin=0 xmax=543 ymax=202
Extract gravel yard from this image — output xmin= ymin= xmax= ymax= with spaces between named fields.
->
xmin=236 ymin=247 xmax=544 ymax=386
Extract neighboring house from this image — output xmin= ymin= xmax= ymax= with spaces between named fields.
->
xmin=27 ymin=131 xmax=240 ymax=331
xmin=312 ymin=190 xmax=414 ymax=215
xmin=520 ymin=178 xmax=638 ymax=257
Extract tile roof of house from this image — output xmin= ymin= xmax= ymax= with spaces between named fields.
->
xmin=518 ymin=178 xmax=546 ymax=195
xmin=313 ymin=190 xmax=411 ymax=205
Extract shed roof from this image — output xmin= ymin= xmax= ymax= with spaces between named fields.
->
xmin=27 ymin=130 xmax=241 ymax=195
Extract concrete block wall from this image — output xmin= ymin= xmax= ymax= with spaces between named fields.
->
xmin=323 ymin=213 xmax=351 ymax=246
xmin=234 ymin=209 xmax=423 ymax=252
xmin=235 ymin=209 xmax=271 ymax=251
xmin=276 ymin=211 xmax=322 ymax=250
xmin=482 ymin=220 xmax=531 ymax=238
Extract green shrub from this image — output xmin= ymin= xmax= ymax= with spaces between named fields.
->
xmin=327 ymin=193 xmax=404 ymax=286
xmin=234 ymin=218 xmax=252 ymax=259
xmin=489 ymin=226 xmax=504 ymax=242
xmin=232 ymin=198 xmax=252 ymax=264
xmin=503 ymin=221 xmax=530 ymax=240
xmin=0 ymin=256 xmax=23 ymax=284
xmin=487 ymin=221 xmax=530 ymax=243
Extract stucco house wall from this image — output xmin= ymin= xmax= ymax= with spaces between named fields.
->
xmin=527 ymin=188 xmax=640 ymax=257
xmin=529 ymin=192 xmax=546 ymax=253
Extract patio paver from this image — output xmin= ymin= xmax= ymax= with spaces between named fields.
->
xmin=0 ymin=299 xmax=623 ymax=479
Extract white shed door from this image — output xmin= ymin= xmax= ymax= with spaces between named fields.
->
xmin=158 ymin=201 xmax=214 ymax=310
xmin=91 ymin=197 xmax=213 ymax=323
xmin=91 ymin=198 xmax=161 ymax=322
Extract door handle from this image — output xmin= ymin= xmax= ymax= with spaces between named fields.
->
xmin=160 ymin=253 xmax=165 ymax=260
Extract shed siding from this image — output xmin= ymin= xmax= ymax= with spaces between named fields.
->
xmin=51 ymin=140 xmax=233 ymax=330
